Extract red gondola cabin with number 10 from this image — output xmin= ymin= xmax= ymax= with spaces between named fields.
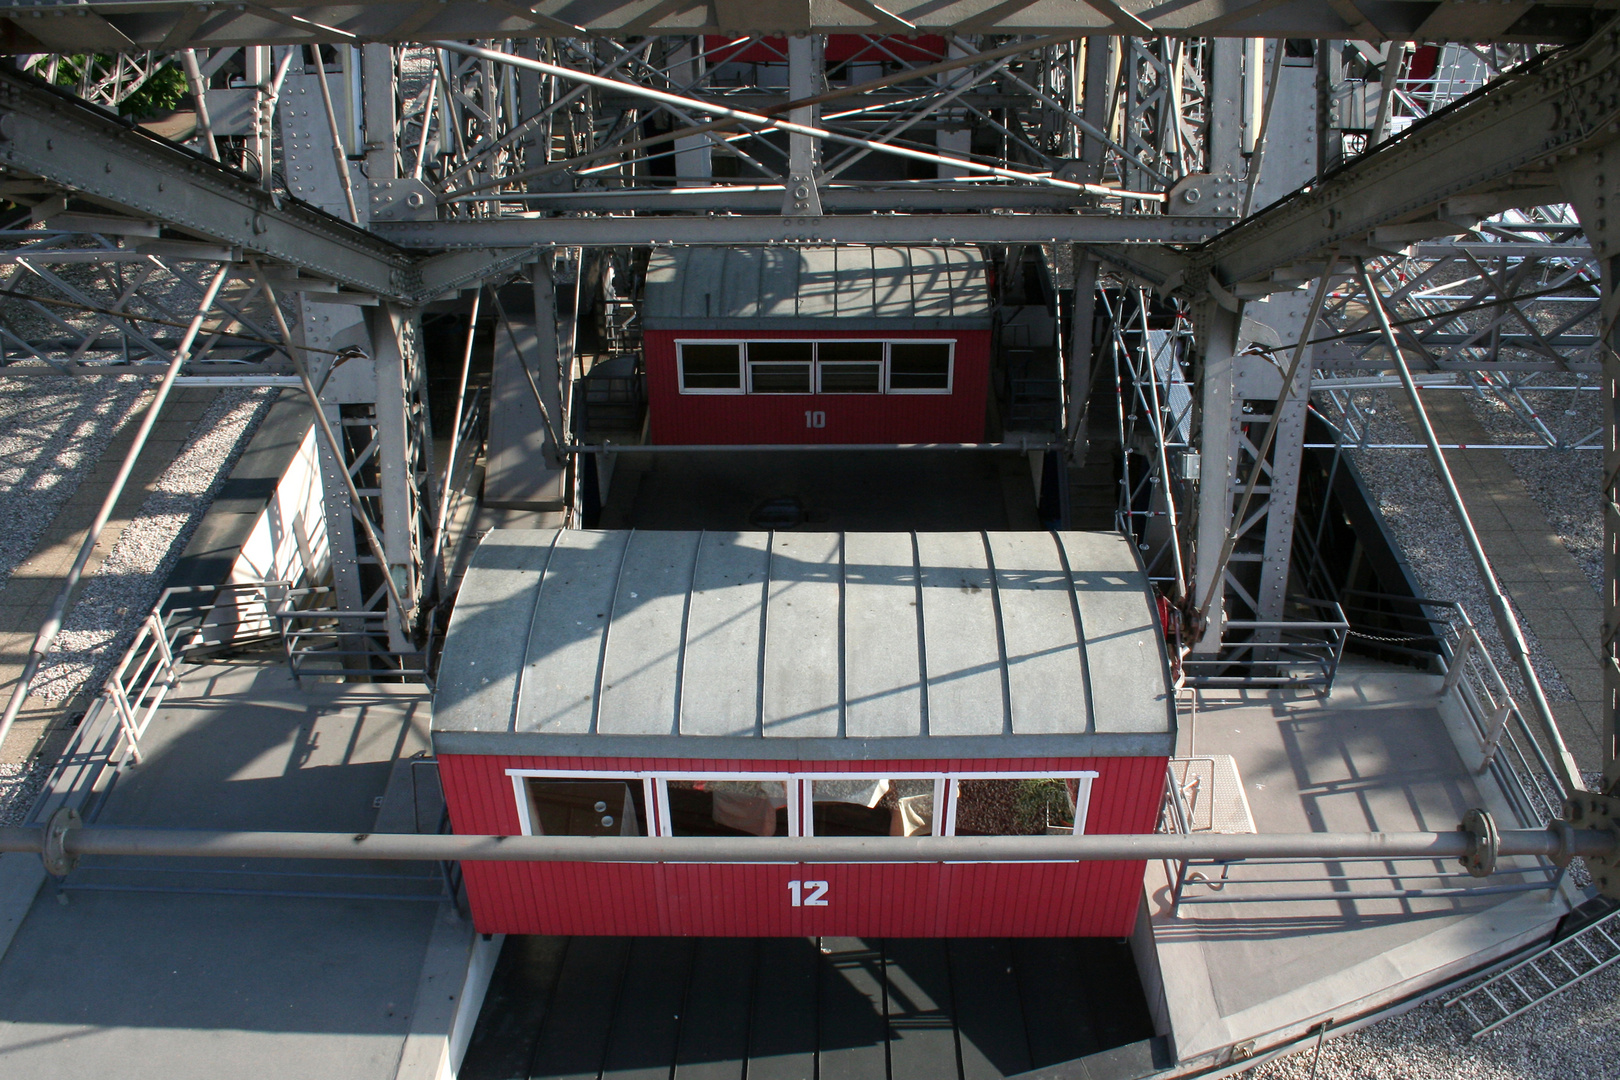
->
xmin=640 ymin=246 xmax=992 ymax=445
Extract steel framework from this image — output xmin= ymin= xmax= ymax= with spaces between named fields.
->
xmin=1 ymin=9 xmax=1620 ymax=881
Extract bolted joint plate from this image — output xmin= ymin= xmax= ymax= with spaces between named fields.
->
xmin=1564 ymin=792 xmax=1620 ymax=897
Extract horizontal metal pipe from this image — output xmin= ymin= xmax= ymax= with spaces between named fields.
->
xmin=0 ymin=825 xmax=1608 ymax=865
xmin=568 ymin=441 xmax=1060 ymax=454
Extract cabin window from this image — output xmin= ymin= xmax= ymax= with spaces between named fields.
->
xmin=660 ymin=778 xmax=792 ymax=837
xmin=523 ymin=777 xmax=648 ymax=836
xmin=676 ymin=339 xmax=955 ymax=395
xmin=888 ymin=343 xmax=953 ymax=392
xmin=678 ymin=342 xmax=744 ymax=392
xmin=808 ymin=777 xmax=939 ymax=836
xmin=945 ymin=774 xmax=1097 ymax=836
xmin=746 ymin=342 xmax=813 ymax=393
xmin=818 ymin=341 xmax=883 ymax=394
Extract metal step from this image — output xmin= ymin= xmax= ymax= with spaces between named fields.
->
xmin=1444 ymin=903 xmax=1620 ymax=1038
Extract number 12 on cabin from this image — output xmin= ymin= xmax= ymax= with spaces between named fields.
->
xmin=788 ymin=880 xmax=829 ymax=907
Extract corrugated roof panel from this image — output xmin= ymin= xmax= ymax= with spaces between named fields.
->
xmin=871 ymin=247 xmax=914 ymax=320
xmin=946 ymin=247 xmax=987 ymax=319
xmin=596 ymin=530 xmax=701 ymax=736
xmin=756 ymin=248 xmax=801 ymax=320
xmin=988 ymin=532 xmax=1088 ymax=735
xmin=434 ymin=531 xmax=554 ymax=733
xmin=641 ymin=247 xmax=990 ymax=330
xmin=844 ymin=532 xmax=923 ymax=738
xmin=434 ymin=530 xmax=1171 ymax=755
xmin=514 ymin=530 xmax=630 ymax=734
xmin=909 ymin=247 xmax=954 ymax=320
xmin=643 ymin=250 xmax=680 ymax=318
xmin=680 ymin=532 xmax=769 ymax=737
xmin=763 ymin=532 xmax=841 ymax=737
xmin=1058 ymin=532 xmax=1167 ymax=735
xmin=712 ymin=248 xmax=757 ymax=320
xmin=796 ymin=246 xmax=840 ymax=318
xmin=916 ymin=532 xmax=1004 ymax=736
xmin=835 ymin=245 xmax=876 ymax=320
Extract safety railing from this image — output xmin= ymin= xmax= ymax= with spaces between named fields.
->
xmin=1340 ymin=590 xmax=1566 ymax=829
xmin=273 ymin=585 xmax=430 ymax=686
xmin=27 ymin=581 xmax=293 ymax=828
xmin=1157 ymin=756 xmax=1562 ymax=916
xmin=1182 ymin=597 xmax=1350 ymax=690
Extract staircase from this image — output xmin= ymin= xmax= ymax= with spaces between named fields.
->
xmin=1444 ymin=901 xmax=1620 ymax=1038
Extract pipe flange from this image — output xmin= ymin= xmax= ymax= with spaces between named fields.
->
xmin=1548 ymin=818 xmax=1577 ymax=868
xmin=42 ymin=807 xmax=80 ymax=878
xmin=1459 ymin=807 xmax=1499 ymax=878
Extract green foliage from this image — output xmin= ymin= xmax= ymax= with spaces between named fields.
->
xmin=51 ymin=56 xmax=189 ymax=120
xmin=1012 ymin=778 xmax=1074 ymax=833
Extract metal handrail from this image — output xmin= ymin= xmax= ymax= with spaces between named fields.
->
xmin=272 ymin=586 xmax=430 ymax=686
xmin=28 ymin=581 xmax=294 ymax=828
xmin=1183 ymin=598 xmax=1350 ymax=689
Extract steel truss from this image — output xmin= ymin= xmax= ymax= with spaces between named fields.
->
xmin=3 ymin=14 xmax=1620 ymax=819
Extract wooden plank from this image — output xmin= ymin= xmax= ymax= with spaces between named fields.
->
xmin=884 ymin=939 xmax=960 ymax=1080
xmin=674 ymin=939 xmax=758 ymax=1080
xmin=748 ymin=938 xmax=820 ymax=1080
xmin=948 ymin=939 xmax=1031 ymax=1079
xmin=528 ymin=937 xmax=631 ymax=1079
xmin=1010 ymin=938 xmax=1098 ymax=1068
xmin=457 ymin=936 xmax=569 ymax=1080
xmin=817 ymin=937 xmax=888 ymax=1080
xmin=602 ymin=938 xmax=697 ymax=1080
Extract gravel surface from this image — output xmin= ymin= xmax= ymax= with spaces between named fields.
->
xmin=1244 ymin=959 xmax=1620 ymax=1080
xmin=1467 ymin=383 xmax=1605 ymax=593
xmin=28 ymin=386 xmax=274 ymax=704
xmin=1337 ymin=389 xmax=1572 ymax=704
xmin=0 ymin=757 xmax=47 ymax=826
xmin=0 ymin=375 xmax=149 ymax=593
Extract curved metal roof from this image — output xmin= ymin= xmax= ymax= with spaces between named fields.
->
xmin=433 ymin=529 xmax=1173 ymax=759
xmin=641 ymin=246 xmax=991 ymax=331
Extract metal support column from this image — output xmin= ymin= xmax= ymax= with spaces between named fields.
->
xmin=1192 ymin=301 xmax=1240 ymax=653
xmin=368 ymin=303 xmax=428 ymax=651
xmin=1558 ymin=148 xmax=1620 ymax=791
xmin=784 ymin=35 xmax=823 ymax=215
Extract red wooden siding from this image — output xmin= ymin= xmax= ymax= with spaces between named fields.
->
xmin=438 ymin=754 xmax=1165 ymax=938
xmin=644 ymin=329 xmax=990 ymax=445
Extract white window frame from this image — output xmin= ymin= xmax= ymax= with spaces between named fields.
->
xmin=884 ymin=339 xmax=955 ymax=395
xmin=743 ymin=340 xmax=816 ymax=395
xmin=815 ymin=341 xmax=886 ymax=395
xmin=676 ymin=340 xmax=746 ymax=395
xmin=504 ymin=767 xmax=1098 ymax=846
xmin=940 ymin=771 xmax=1099 ymax=839
xmin=675 ymin=339 xmax=958 ymax=397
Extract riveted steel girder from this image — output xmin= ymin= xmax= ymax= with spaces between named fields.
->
xmin=0 ymin=0 xmax=1600 ymax=51
xmin=1199 ymin=22 xmax=1620 ymax=294
xmin=0 ymin=69 xmax=417 ymax=300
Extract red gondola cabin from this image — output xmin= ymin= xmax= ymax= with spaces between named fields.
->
xmin=641 ymin=246 xmax=992 ymax=445
xmin=433 ymin=528 xmax=1175 ymax=938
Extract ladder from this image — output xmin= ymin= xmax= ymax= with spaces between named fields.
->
xmin=1444 ymin=905 xmax=1620 ymax=1038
